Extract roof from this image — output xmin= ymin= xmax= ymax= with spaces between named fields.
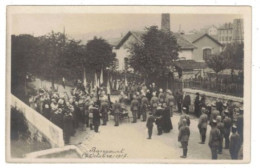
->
xmin=106 ymin=37 xmax=122 ymax=47
xmin=115 ymin=31 xmax=144 ymax=49
xmin=173 ymin=60 xmax=207 ymax=70
xmin=116 ymin=31 xmax=196 ymax=50
xmin=172 ymin=33 xmax=197 ymax=50
xmin=183 ymin=33 xmax=223 ymax=47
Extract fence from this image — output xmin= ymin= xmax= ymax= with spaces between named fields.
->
xmin=183 ymin=79 xmax=243 ymax=97
xmin=11 ymin=95 xmax=64 ymax=147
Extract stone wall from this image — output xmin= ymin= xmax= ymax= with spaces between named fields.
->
xmin=183 ymin=88 xmax=243 ymax=112
xmin=11 ymin=95 xmax=64 ymax=148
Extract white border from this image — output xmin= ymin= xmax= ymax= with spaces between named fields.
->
xmin=1 ymin=0 xmax=260 ymax=168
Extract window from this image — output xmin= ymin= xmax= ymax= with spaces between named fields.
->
xmin=203 ymin=48 xmax=212 ymax=60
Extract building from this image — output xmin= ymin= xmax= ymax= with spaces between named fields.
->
xmin=183 ymin=33 xmax=223 ymax=62
xmin=114 ymin=31 xmax=196 ymax=71
xmin=218 ymin=22 xmax=233 ymax=44
xmin=218 ymin=18 xmax=244 ymax=44
xmin=200 ymin=25 xmax=218 ymax=36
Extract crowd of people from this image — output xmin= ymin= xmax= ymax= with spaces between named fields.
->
xmin=27 ymin=79 xmax=243 ymax=160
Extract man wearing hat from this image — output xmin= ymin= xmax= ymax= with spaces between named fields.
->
xmin=208 ymin=119 xmax=221 ymax=159
xmin=131 ymin=95 xmax=139 ymax=123
xmin=155 ymin=105 xmax=164 ymax=135
xmin=100 ymin=96 xmax=109 ymax=126
xmin=223 ymin=110 xmax=232 ymax=149
xmin=229 ymin=125 xmax=241 ymax=159
xmin=141 ymin=94 xmax=149 ymax=121
xmin=198 ymin=107 xmax=208 ymax=144
xmin=165 ymin=90 xmax=174 ymax=117
xmin=178 ymin=107 xmax=190 ymax=130
xmin=194 ymin=92 xmax=200 ymax=117
xmin=178 ymin=118 xmax=190 ymax=158
xmin=216 ymin=115 xmax=224 ymax=154
xmin=112 ymin=100 xmax=122 ymax=126
xmin=150 ymin=92 xmax=159 ymax=115
xmin=210 ymin=110 xmax=220 ymax=127
xmin=146 ymin=112 xmax=155 ymax=139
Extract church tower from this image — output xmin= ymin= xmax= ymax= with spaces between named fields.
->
xmin=161 ymin=13 xmax=170 ymax=32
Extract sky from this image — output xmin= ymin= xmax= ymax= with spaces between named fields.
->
xmin=11 ymin=13 xmax=242 ymax=42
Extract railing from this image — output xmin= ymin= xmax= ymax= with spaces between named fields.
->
xmin=11 ymin=95 xmax=64 ymax=147
xmin=182 ymin=79 xmax=243 ymax=97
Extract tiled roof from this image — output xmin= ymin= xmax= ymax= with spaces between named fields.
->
xmin=183 ymin=33 xmax=222 ymax=46
xmin=116 ymin=31 xmax=196 ymax=50
xmin=183 ymin=33 xmax=205 ymax=43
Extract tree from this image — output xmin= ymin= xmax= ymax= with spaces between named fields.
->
xmin=205 ymin=53 xmax=229 ymax=83
xmin=84 ymin=37 xmax=116 ymax=74
xmin=41 ymin=31 xmax=67 ymax=88
xmin=128 ymin=26 xmax=179 ymax=86
xmin=222 ymin=42 xmax=244 ymax=82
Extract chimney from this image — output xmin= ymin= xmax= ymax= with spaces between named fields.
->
xmin=161 ymin=13 xmax=170 ymax=32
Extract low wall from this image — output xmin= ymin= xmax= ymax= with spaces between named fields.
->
xmin=183 ymin=88 xmax=243 ymax=112
xmin=11 ymin=95 xmax=64 ymax=148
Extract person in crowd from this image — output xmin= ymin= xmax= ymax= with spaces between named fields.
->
xmin=229 ymin=125 xmax=241 ymax=160
xmin=183 ymin=94 xmax=191 ymax=114
xmin=194 ymin=92 xmax=200 ymax=117
xmin=178 ymin=119 xmax=190 ymax=159
xmin=178 ymin=107 xmax=190 ymax=130
xmin=208 ymin=120 xmax=221 ymax=160
xmin=63 ymin=111 xmax=73 ymax=144
xmin=150 ymin=92 xmax=159 ymax=115
xmin=51 ymin=108 xmax=63 ymax=129
xmin=162 ymin=102 xmax=173 ymax=133
xmin=158 ymin=88 xmax=165 ymax=104
xmin=136 ymin=92 xmax=142 ymax=119
xmin=100 ymin=94 xmax=109 ymax=125
xmin=165 ymin=90 xmax=174 ymax=117
xmin=176 ymin=90 xmax=183 ymax=113
xmin=216 ymin=115 xmax=224 ymax=154
xmin=84 ymin=100 xmax=90 ymax=128
xmin=90 ymin=104 xmax=101 ymax=133
xmin=146 ymin=112 xmax=155 ymax=139
xmin=131 ymin=95 xmax=139 ymax=123
xmin=113 ymin=100 xmax=121 ymax=127
xmin=198 ymin=107 xmax=208 ymax=144
xmin=155 ymin=105 xmax=164 ymax=135
xmin=216 ymin=98 xmax=224 ymax=114
xmin=236 ymin=108 xmax=244 ymax=146
xmin=223 ymin=110 xmax=232 ymax=149
xmin=141 ymin=93 xmax=149 ymax=121
xmin=210 ymin=110 xmax=220 ymax=126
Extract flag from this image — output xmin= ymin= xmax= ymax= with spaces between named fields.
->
xmin=94 ymin=73 xmax=98 ymax=88
xmin=97 ymin=78 xmax=100 ymax=88
xmin=107 ymin=79 xmax=111 ymax=95
xmin=83 ymin=67 xmax=87 ymax=88
xmin=90 ymin=81 xmax=93 ymax=91
xmin=100 ymin=68 xmax=103 ymax=85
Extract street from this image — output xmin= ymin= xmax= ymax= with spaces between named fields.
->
xmin=31 ymin=78 xmax=232 ymax=160
xmin=70 ymin=110 xmax=232 ymax=160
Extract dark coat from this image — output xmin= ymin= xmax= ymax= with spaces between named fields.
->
xmin=146 ymin=115 xmax=155 ymax=128
xmin=162 ymin=107 xmax=173 ymax=132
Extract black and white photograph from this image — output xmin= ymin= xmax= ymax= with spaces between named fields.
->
xmin=5 ymin=6 xmax=251 ymax=163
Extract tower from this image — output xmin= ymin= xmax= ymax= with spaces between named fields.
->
xmin=161 ymin=13 xmax=170 ymax=32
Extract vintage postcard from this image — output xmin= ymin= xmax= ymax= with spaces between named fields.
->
xmin=6 ymin=6 xmax=251 ymax=163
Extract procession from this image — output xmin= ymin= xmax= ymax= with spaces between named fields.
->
xmin=27 ymin=74 xmax=244 ymax=160
xmin=9 ymin=10 xmax=247 ymax=161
